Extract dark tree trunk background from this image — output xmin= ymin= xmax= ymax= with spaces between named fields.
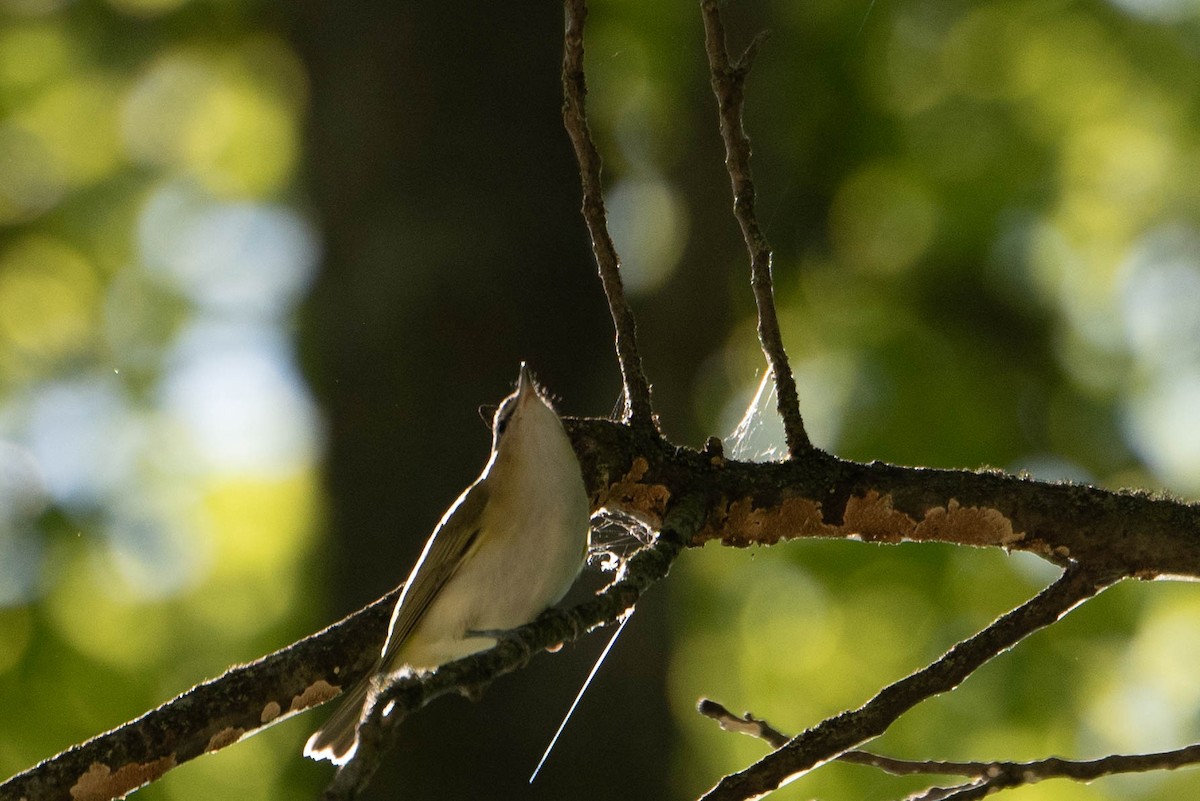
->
xmin=5 ymin=0 xmax=1200 ymax=799
xmin=284 ymin=4 xmax=720 ymax=798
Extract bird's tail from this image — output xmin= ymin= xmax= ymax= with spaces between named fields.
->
xmin=303 ymin=678 xmax=372 ymax=766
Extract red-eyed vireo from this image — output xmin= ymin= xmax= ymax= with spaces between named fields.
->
xmin=304 ymin=364 xmax=591 ymax=765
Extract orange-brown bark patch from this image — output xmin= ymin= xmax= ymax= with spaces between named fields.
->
xmin=291 ymin=679 xmax=340 ymax=712
xmin=205 ymin=727 xmax=244 ymax=752
xmin=699 ymin=495 xmax=837 ymax=546
xmin=911 ymin=498 xmax=1022 ymax=547
xmin=843 ymin=491 xmax=916 ymax=543
xmin=603 ymin=457 xmax=670 ymax=527
xmin=260 ymin=700 xmax=282 ymax=724
xmin=70 ymin=758 xmax=176 ymax=801
xmin=697 ymin=489 xmax=1025 ymax=550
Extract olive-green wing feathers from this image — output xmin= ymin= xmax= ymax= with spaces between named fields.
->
xmin=379 ymin=481 xmax=489 ymax=669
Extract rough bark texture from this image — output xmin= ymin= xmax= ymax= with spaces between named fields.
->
xmin=6 ymin=419 xmax=1197 ymax=801
xmin=573 ymin=419 xmax=1200 ymax=578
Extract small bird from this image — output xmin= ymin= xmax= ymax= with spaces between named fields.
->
xmin=304 ymin=364 xmax=591 ymax=765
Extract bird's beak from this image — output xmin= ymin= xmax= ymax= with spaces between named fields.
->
xmin=517 ymin=362 xmax=534 ymax=401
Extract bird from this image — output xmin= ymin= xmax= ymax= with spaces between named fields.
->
xmin=304 ymin=363 xmax=591 ymax=765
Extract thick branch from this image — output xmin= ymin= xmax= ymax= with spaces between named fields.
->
xmin=1 ymin=496 xmax=688 ymax=801
xmin=697 ymin=564 xmax=1119 ymax=801
xmin=561 ymin=0 xmax=656 ymax=433
xmin=700 ymin=0 xmax=811 ymax=458
xmin=8 ymin=420 xmax=1200 ymax=800
xmin=0 ymin=588 xmax=400 ymax=801
xmin=568 ymin=418 xmax=1200 ymax=578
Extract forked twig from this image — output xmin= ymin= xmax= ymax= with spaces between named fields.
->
xmin=700 ymin=698 xmax=1200 ymax=798
xmin=562 ymin=0 xmax=656 ymax=433
xmin=698 ymin=564 xmax=1122 ymax=800
xmin=698 ymin=699 xmax=789 ymax=749
xmin=701 ymin=0 xmax=811 ymax=458
xmin=906 ymin=744 xmax=1200 ymax=800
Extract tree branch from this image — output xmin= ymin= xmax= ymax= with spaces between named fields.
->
xmin=320 ymin=501 xmax=693 ymax=800
xmin=7 ymin=420 xmax=1200 ymax=800
xmin=697 ymin=564 xmax=1121 ymax=801
xmin=0 ymin=588 xmax=400 ymax=801
xmin=561 ymin=0 xmax=656 ymax=434
xmin=571 ymin=418 xmax=1200 ymax=579
xmin=698 ymin=699 xmax=790 ymax=749
xmin=902 ymin=744 xmax=1200 ymax=800
xmin=0 ymin=481 xmax=691 ymax=801
xmin=700 ymin=698 xmax=1200 ymax=796
xmin=700 ymin=0 xmax=812 ymax=458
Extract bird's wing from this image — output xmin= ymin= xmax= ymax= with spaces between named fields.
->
xmin=380 ymin=480 xmax=490 ymax=668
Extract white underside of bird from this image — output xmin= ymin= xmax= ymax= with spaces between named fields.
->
xmin=304 ymin=365 xmax=590 ymax=765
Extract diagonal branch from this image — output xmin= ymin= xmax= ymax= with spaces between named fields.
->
xmin=701 ymin=0 xmax=812 ymax=458
xmin=319 ymin=495 xmax=699 ymax=800
xmin=8 ymin=418 xmax=1200 ymax=801
xmin=0 ymin=500 xmax=688 ymax=801
xmin=0 ymin=588 xmax=400 ymax=801
xmin=909 ymin=781 xmax=989 ymax=801
xmin=562 ymin=0 xmax=656 ymax=433
xmin=700 ymin=697 xmax=1200 ymax=796
xmin=697 ymin=563 xmax=1122 ymax=801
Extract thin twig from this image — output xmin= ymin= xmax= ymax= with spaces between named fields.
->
xmin=907 ymin=781 xmax=988 ymax=801
xmin=698 ymin=699 xmax=790 ymax=749
xmin=700 ymin=697 xmax=1200 ymax=796
xmin=698 ymin=564 xmax=1122 ymax=801
xmin=322 ymin=495 xmax=702 ymax=800
xmin=909 ymin=745 xmax=1200 ymax=800
xmin=700 ymin=0 xmax=811 ymax=458
xmin=839 ymin=751 xmax=989 ymax=777
xmin=561 ymin=0 xmax=656 ymax=433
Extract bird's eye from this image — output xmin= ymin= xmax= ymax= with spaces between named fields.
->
xmin=494 ymin=403 xmax=515 ymax=436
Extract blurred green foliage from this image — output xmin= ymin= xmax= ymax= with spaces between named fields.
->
xmin=0 ymin=0 xmax=323 ymax=798
xmin=592 ymin=0 xmax=1200 ymax=798
xmin=3 ymin=0 xmax=1200 ymax=799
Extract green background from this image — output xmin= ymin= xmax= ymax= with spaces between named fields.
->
xmin=2 ymin=0 xmax=1199 ymax=799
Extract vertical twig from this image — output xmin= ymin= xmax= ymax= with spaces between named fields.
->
xmin=562 ymin=0 xmax=657 ymax=434
xmin=701 ymin=0 xmax=812 ymax=457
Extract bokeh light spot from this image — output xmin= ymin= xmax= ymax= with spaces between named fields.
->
xmin=23 ymin=375 xmax=137 ymax=509
xmin=0 ymin=22 xmax=71 ymax=90
xmin=159 ymin=321 xmax=321 ymax=475
xmin=0 ymin=123 xmax=64 ymax=222
xmin=18 ymin=76 xmax=123 ymax=188
xmin=606 ymin=176 xmax=688 ymax=296
xmin=45 ymin=543 xmax=174 ymax=669
xmin=121 ymin=50 xmax=299 ymax=195
xmin=0 ymin=236 xmax=99 ymax=373
xmin=1119 ymin=224 xmax=1200 ymax=370
xmin=1122 ymin=369 xmax=1200 ymax=492
xmin=138 ymin=181 xmax=318 ymax=316
xmin=829 ymin=163 xmax=938 ymax=274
